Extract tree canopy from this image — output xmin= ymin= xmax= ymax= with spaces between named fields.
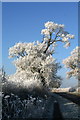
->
xmin=8 ymin=21 xmax=74 ymax=90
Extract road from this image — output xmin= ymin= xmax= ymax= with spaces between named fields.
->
xmin=52 ymin=93 xmax=80 ymax=119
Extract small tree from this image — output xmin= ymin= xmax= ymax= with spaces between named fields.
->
xmin=63 ymin=46 xmax=80 ymax=86
xmin=8 ymin=21 xmax=74 ymax=91
xmin=0 ymin=66 xmax=7 ymax=83
xmin=0 ymin=66 xmax=8 ymax=93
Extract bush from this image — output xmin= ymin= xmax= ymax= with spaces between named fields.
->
xmin=2 ymin=92 xmax=48 ymax=119
xmin=2 ymin=81 xmax=50 ymax=99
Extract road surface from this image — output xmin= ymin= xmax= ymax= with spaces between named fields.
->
xmin=51 ymin=93 xmax=80 ymax=119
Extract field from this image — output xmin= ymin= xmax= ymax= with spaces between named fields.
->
xmin=69 ymin=92 xmax=80 ymax=96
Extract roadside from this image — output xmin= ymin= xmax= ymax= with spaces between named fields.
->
xmin=52 ymin=93 xmax=80 ymax=119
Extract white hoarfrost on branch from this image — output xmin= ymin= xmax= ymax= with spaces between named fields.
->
xmin=8 ymin=21 xmax=74 ymax=90
xmin=63 ymin=46 xmax=80 ymax=79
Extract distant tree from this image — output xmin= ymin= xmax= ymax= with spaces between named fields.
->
xmin=63 ymin=47 xmax=80 ymax=86
xmin=8 ymin=21 xmax=74 ymax=90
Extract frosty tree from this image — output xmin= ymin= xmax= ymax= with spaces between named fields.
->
xmin=63 ymin=46 xmax=80 ymax=80
xmin=8 ymin=21 xmax=74 ymax=90
xmin=0 ymin=66 xmax=7 ymax=83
